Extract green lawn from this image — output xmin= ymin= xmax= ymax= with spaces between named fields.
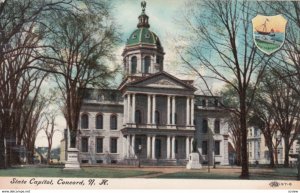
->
xmin=0 ymin=167 xmax=297 ymax=180
xmin=0 ymin=167 xmax=159 ymax=178
xmin=157 ymin=168 xmax=298 ymax=180
xmin=157 ymin=172 xmax=239 ymax=179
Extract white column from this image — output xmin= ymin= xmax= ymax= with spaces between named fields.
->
xmin=123 ymin=95 xmax=127 ymax=124
xmin=152 ymin=135 xmax=156 ymax=159
xmin=123 ymin=136 xmax=127 ymax=158
xmin=167 ymin=96 xmax=171 ymax=125
xmin=167 ymin=136 xmax=171 ymax=159
xmin=171 ymin=136 xmax=176 ymax=159
xmin=152 ymin=95 xmax=156 ymax=124
xmin=172 ymin=96 xmax=176 ymax=125
xmin=191 ymin=97 xmax=194 ymax=125
xmin=128 ymin=57 xmax=131 ymax=74
xmin=186 ymin=97 xmax=190 ymax=125
xmin=186 ymin=137 xmax=190 ymax=159
xmin=127 ymin=94 xmax=131 ymax=123
xmin=131 ymin=135 xmax=135 ymax=157
xmin=127 ymin=134 xmax=131 ymax=157
xmin=132 ymin=94 xmax=136 ymax=123
xmin=147 ymin=135 xmax=151 ymax=158
xmin=147 ymin=94 xmax=151 ymax=124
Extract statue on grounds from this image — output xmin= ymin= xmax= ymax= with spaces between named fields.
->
xmin=187 ymin=139 xmax=202 ymax=169
xmin=192 ymin=139 xmax=198 ymax=153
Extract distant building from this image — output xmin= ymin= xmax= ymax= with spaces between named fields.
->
xmin=74 ymin=2 xmax=230 ymax=166
xmin=247 ymin=127 xmax=299 ymax=165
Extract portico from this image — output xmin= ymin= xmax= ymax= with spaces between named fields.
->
xmin=123 ymin=131 xmax=195 ymax=160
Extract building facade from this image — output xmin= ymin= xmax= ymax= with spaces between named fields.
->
xmin=75 ymin=3 xmax=229 ymax=166
xmin=247 ymin=127 xmax=299 ymax=165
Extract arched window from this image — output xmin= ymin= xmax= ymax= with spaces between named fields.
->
xmin=214 ymin=119 xmax=220 ymax=134
xmin=96 ymin=114 xmax=103 ymax=129
xmin=155 ymin=111 xmax=160 ymax=125
xmin=144 ymin=56 xmax=150 ymax=73
xmin=81 ymin=114 xmax=89 ymax=129
xmin=110 ymin=115 xmax=117 ymax=130
xmin=202 ymin=119 xmax=208 ymax=133
xmin=135 ymin=110 xmax=142 ymax=124
xmin=131 ymin=56 xmax=137 ymax=74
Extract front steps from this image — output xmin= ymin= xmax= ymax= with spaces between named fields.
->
xmin=124 ymin=158 xmax=188 ymax=166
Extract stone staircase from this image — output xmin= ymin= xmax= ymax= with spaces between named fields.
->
xmin=124 ymin=158 xmax=188 ymax=166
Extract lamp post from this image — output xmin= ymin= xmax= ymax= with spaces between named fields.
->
xmin=138 ymin=144 xmax=142 ymax=168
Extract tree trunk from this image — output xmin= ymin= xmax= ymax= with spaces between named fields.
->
xmin=284 ymin=136 xmax=290 ymax=167
xmin=240 ymin=93 xmax=249 ymax=178
xmin=236 ymin=138 xmax=242 ymax=166
xmin=70 ymin=130 xmax=77 ymax=148
xmin=274 ymin=146 xmax=279 ymax=165
xmin=0 ymin=136 xmax=6 ymax=169
xmin=267 ymin=142 xmax=275 ymax=168
xmin=47 ymin=145 xmax=51 ymax=164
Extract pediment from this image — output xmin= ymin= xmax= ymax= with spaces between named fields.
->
xmin=128 ymin=72 xmax=195 ymax=91
xmin=145 ymin=78 xmax=185 ymax=89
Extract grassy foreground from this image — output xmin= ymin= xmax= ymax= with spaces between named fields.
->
xmin=0 ymin=166 xmax=297 ymax=180
xmin=0 ymin=167 xmax=158 ymax=178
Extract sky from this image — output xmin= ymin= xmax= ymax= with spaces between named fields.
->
xmin=35 ymin=0 xmax=195 ymax=149
xmin=35 ymin=0 xmax=229 ymax=149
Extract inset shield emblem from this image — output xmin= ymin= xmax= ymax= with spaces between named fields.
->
xmin=252 ymin=15 xmax=287 ymax=55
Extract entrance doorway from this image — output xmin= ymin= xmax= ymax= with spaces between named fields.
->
xmin=155 ymin=139 xmax=161 ymax=159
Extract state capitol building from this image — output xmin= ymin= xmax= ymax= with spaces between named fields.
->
xmin=75 ymin=2 xmax=230 ymax=166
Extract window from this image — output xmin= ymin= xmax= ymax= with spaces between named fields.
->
xmin=110 ymin=115 xmax=117 ymax=130
xmin=214 ymin=99 xmax=218 ymax=107
xmin=155 ymin=111 xmax=160 ymax=125
xmin=156 ymin=56 xmax=161 ymax=64
xmin=202 ymin=99 xmax=206 ymax=107
xmin=81 ymin=160 xmax=88 ymax=164
xmin=264 ymin=151 xmax=270 ymax=160
xmin=175 ymin=139 xmax=178 ymax=154
xmin=81 ymin=137 xmax=88 ymax=152
xmin=214 ymin=141 xmax=220 ymax=155
xmin=96 ymin=114 xmax=103 ymax=129
xmin=135 ymin=110 xmax=142 ymax=124
xmin=96 ymin=138 xmax=103 ymax=153
xmin=110 ymin=138 xmax=118 ymax=153
xmin=202 ymin=119 xmax=208 ymax=133
xmin=111 ymin=93 xmax=117 ymax=101
xmin=81 ymin=114 xmax=89 ymax=129
xmin=254 ymin=128 xmax=258 ymax=136
xmin=214 ymin=119 xmax=220 ymax=134
xmin=202 ymin=141 xmax=208 ymax=155
xmin=144 ymin=56 xmax=150 ymax=73
xmin=131 ymin=56 xmax=137 ymax=74
xmin=96 ymin=160 xmax=103 ymax=164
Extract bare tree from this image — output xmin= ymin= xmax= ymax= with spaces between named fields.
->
xmin=0 ymin=0 xmax=72 ymax=168
xmin=250 ymin=82 xmax=278 ymax=167
xmin=261 ymin=71 xmax=300 ymax=167
xmin=178 ymin=0 xmax=269 ymax=178
xmin=44 ymin=1 xmax=119 ymax=149
xmin=41 ymin=110 xmax=58 ymax=164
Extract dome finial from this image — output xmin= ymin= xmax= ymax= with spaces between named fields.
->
xmin=137 ymin=1 xmax=150 ymax=28
xmin=141 ymin=1 xmax=146 ymax=13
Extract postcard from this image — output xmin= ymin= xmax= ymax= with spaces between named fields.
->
xmin=0 ymin=0 xmax=299 ymax=192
